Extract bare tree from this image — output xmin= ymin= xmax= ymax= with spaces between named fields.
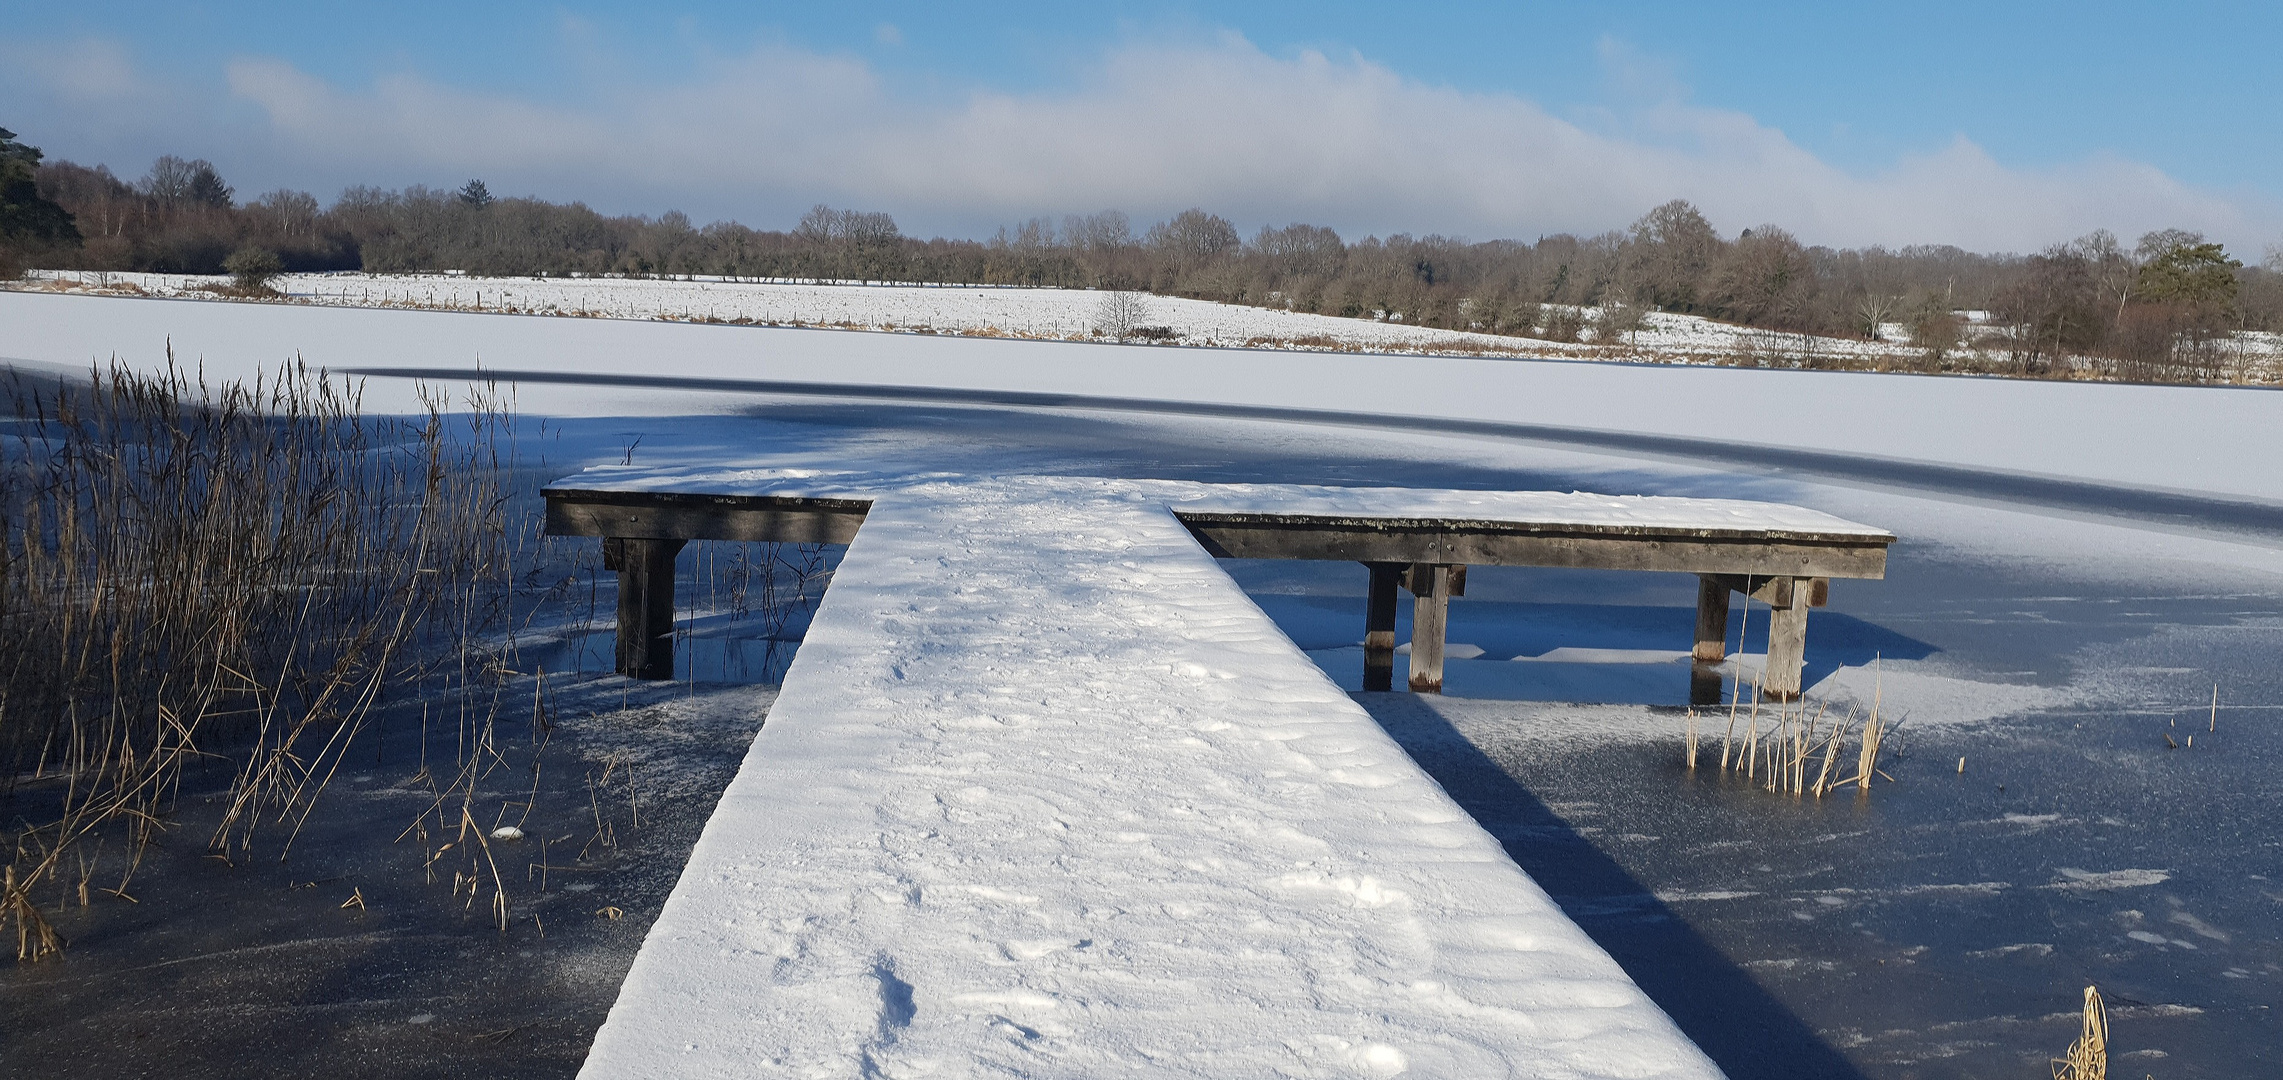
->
xmin=2071 ymin=229 xmax=2137 ymax=324
xmin=1591 ymin=301 xmax=1650 ymax=344
xmin=1094 ymin=290 xmax=1148 ymax=341
xmin=248 ymin=189 xmax=321 ymax=243
xmin=1906 ymin=294 xmax=1964 ymax=364
xmin=794 ymin=204 xmax=904 ymax=280
xmin=1146 ymin=208 xmax=1239 ymax=277
xmin=1061 ymin=210 xmax=1130 ymax=253
xmin=1853 ymin=292 xmax=1904 ymax=340
xmin=1992 ymin=246 xmax=2100 ymax=373
xmin=140 ymin=156 xmax=232 ymax=209
xmin=1706 ymin=225 xmax=1817 ymax=329
xmin=139 ymin=156 xmax=201 ymax=205
xmin=1621 ymin=199 xmax=1720 ymax=311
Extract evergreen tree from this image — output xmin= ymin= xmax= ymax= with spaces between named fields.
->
xmin=2135 ymin=238 xmax=2240 ymax=313
xmin=187 ymin=164 xmax=234 ymax=208
xmin=0 ymin=127 xmax=81 ymax=244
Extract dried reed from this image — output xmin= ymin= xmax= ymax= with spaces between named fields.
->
xmin=1696 ymin=675 xmax=1892 ymax=800
xmin=1692 ymin=598 xmax=1897 ymax=799
xmin=1855 ymin=657 xmax=1885 ymax=792
xmin=1 ymin=359 xmax=519 ymax=958
xmin=2052 ymin=984 xmax=2108 ymax=1080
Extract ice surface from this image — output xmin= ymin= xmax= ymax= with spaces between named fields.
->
xmin=9 ymin=289 xmax=2283 ymax=505
xmin=577 ymin=476 xmax=1720 ymax=1078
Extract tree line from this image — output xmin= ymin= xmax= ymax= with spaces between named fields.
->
xmin=5 ymin=128 xmax=2280 ymax=382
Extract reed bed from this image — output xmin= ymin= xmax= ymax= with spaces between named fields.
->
xmin=0 ymin=359 xmax=839 ymax=961
xmin=1688 ymin=663 xmax=1892 ymax=798
xmin=0 ymin=359 xmax=519 ymax=959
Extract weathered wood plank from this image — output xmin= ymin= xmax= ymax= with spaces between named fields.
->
xmin=546 ymin=489 xmax=869 ymax=544
xmin=1701 ymin=573 xmax=1832 ymax=609
xmin=1408 ymin=563 xmax=1453 ymax=694
xmin=1180 ymin=517 xmax=1887 ymax=580
xmin=1762 ymin=576 xmax=1811 ymax=700
xmin=551 ymin=486 xmax=1893 ymax=701
xmin=1400 ymin=563 xmax=1467 ymax=596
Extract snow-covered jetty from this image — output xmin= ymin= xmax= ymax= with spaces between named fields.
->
xmin=557 ymin=469 xmax=1891 ymax=1077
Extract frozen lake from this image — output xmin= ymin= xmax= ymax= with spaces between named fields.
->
xmin=6 ymin=294 xmax=2280 ymax=1076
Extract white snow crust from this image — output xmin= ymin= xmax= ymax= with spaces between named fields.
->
xmin=576 ymin=475 xmax=1722 ymax=1079
xmin=8 ymin=291 xmax=2282 ymax=504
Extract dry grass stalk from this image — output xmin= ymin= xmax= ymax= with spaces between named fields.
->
xmin=1856 ymin=657 xmax=1885 ymax=792
xmin=1811 ymin=705 xmax=1847 ymax=796
xmin=4 ymin=864 xmax=63 ymax=960
xmin=1698 ymin=666 xmax=1890 ymax=800
xmin=1742 ymin=680 xmax=1763 ymax=782
xmin=1720 ymin=598 xmax=1751 ymax=770
xmin=1 ymin=359 xmax=521 ymax=958
xmin=2051 ymin=984 xmax=2108 ymax=1080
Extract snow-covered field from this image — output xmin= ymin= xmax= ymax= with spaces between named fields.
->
xmin=22 ymin=270 xmax=2283 ymax=376
xmin=15 ymin=269 xmax=1940 ymax=364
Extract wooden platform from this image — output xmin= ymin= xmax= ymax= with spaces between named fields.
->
xmin=563 ymin=474 xmax=1739 ymax=1077
xmin=544 ymin=475 xmax=1893 ymax=700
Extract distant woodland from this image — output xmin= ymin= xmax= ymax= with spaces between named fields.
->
xmin=5 ymin=127 xmax=2281 ymax=382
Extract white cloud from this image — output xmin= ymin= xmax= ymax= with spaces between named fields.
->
xmin=9 ymin=32 xmax=2278 ymax=251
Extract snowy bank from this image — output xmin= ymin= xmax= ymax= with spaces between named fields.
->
xmin=15 ymin=269 xmax=1943 ymax=363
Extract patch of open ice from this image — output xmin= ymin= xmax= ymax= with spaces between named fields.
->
xmin=2048 ymin=868 xmax=2172 ymax=891
xmin=1519 ymin=648 xmax=1692 ymax=664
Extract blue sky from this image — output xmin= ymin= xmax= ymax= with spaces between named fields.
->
xmin=5 ymin=2 xmax=2279 ymax=252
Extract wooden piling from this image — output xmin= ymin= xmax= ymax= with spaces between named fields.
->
xmin=1362 ymin=561 xmax=1402 ymax=692
xmin=1692 ymin=575 xmax=1732 ymax=663
xmin=614 ymin=537 xmax=687 ymax=680
xmin=1407 ymin=562 xmax=1452 ymax=694
xmin=1763 ymin=575 xmax=1810 ymax=700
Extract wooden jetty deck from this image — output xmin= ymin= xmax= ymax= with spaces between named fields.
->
xmin=551 ymin=469 xmax=1890 ymax=1076
xmin=560 ymin=471 xmax=1817 ymax=1077
xmin=546 ymin=474 xmax=1894 ymax=700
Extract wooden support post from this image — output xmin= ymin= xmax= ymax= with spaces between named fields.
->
xmin=1763 ymin=575 xmax=1810 ymax=701
xmin=1362 ymin=561 xmax=1402 ymax=692
xmin=1407 ymin=562 xmax=1452 ymax=694
xmin=1689 ymin=574 xmax=1731 ymax=707
xmin=614 ymin=537 xmax=686 ymax=680
xmin=1692 ymin=575 xmax=1731 ymax=663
